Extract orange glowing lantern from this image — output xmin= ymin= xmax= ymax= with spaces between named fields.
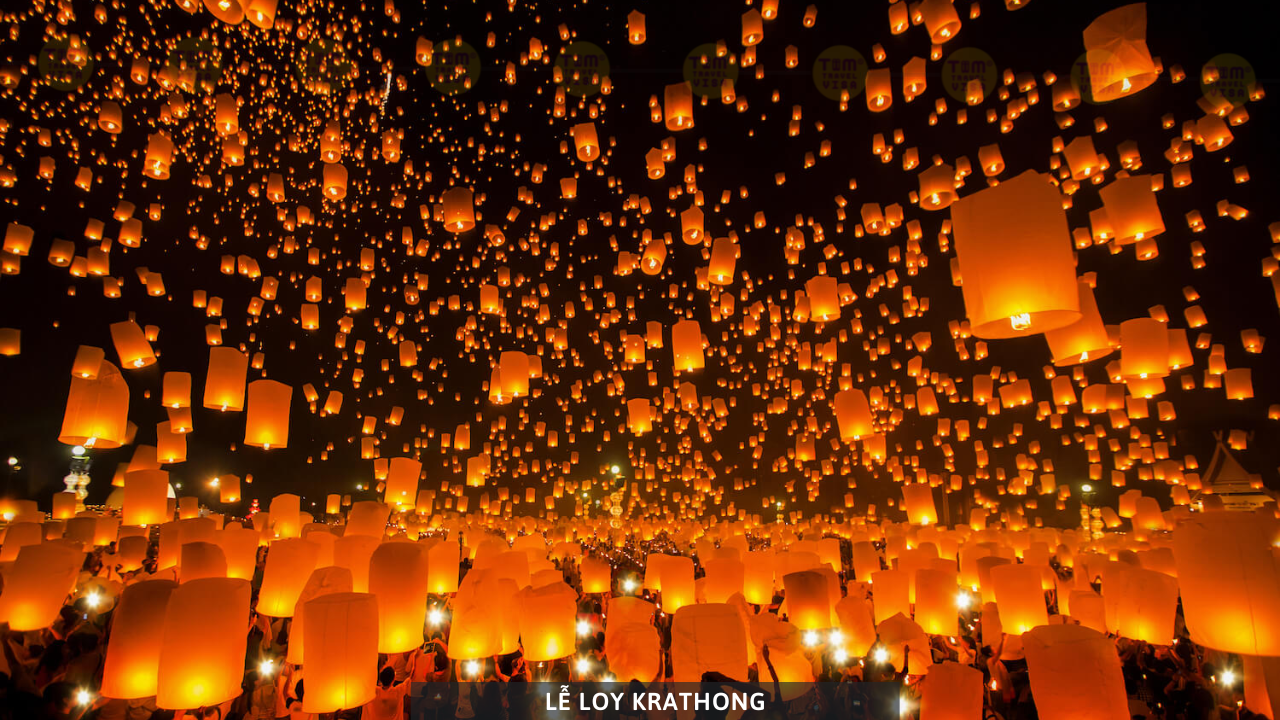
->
xmin=100 ymin=580 xmax=176 ymax=699
xmin=155 ymin=578 xmax=251 ymax=709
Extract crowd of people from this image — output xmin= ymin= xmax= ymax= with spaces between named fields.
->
xmin=0 ymin=521 xmax=1266 ymax=720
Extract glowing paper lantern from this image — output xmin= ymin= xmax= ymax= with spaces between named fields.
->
xmin=269 ymin=493 xmax=302 ymax=538
xmin=217 ymin=525 xmax=259 ymax=580
xmin=345 ymin=501 xmax=391 ymax=538
xmin=100 ymin=580 xmax=176 ymax=699
xmin=920 ymin=661 xmax=984 ymax=720
xmin=1173 ymin=514 xmax=1280 ymax=655
xmin=664 ymin=82 xmax=694 ymax=131
xmin=671 ymin=604 xmax=749 ymax=681
xmin=516 ymin=582 xmax=577 ymax=661
xmin=288 ymin=566 xmax=355 ymax=665
xmin=951 ymin=170 xmax=1080 ymax=338
xmin=244 ymin=379 xmax=291 ymax=449
xmin=1023 ymin=624 xmax=1129 ymax=720
xmin=427 ymin=539 xmax=460 ymax=594
xmin=384 ymin=457 xmax=421 ymax=507
xmin=123 ymin=469 xmax=170 ymax=527
xmin=0 ymin=543 xmax=82 ymax=630
xmin=782 ymin=570 xmax=832 ymax=630
xmin=1111 ymin=566 xmax=1178 ymax=644
xmin=301 ymin=592 xmax=379 ymax=713
xmin=703 ymin=557 xmax=745 ymax=604
xmin=571 ymin=122 xmax=600 ymax=161
xmin=606 ymin=622 xmax=661 ymax=683
xmin=1120 ymin=318 xmax=1169 ymax=379
xmin=743 ymin=550 xmax=776 ymax=604
xmin=914 ymin=569 xmax=960 ymax=636
xmin=902 ymin=483 xmax=939 ymax=525
xmin=1099 ymin=176 xmax=1164 ymax=245
xmin=671 ymin=319 xmax=704 ymax=372
xmin=1044 ymin=280 xmax=1114 ymax=365
xmin=258 ymin=538 xmax=320 ymax=617
xmin=834 ymin=389 xmax=874 ymax=440
xmin=1082 ymin=3 xmax=1158 ymax=103
xmin=179 ymin=541 xmax=227 ymax=583
xmin=203 ymin=347 xmax=248 ymax=411
xmin=369 ymin=542 xmax=430 ymax=652
xmin=442 ymin=187 xmax=476 ymax=232
xmin=990 ymin=564 xmax=1049 ymax=634
xmin=155 ymin=578 xmax=250 ymax=709
xmin=109 ymin=320 xmax=156 ymax=369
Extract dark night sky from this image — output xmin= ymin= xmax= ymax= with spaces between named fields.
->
xmin=2 ymin=0 xmax=1278 ymax=527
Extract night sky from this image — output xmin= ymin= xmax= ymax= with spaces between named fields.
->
xmin=2 ymin=0 xmax=1278 ymax=527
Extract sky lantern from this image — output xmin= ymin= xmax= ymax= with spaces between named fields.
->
xmin=1044 ymin=280 xmax=1114 ymax=365
xmin=0 ymin=544 xmax=82 ymax=630
xmin=443 ymin=187 xmax=476 ymax=232
xmin=1112 ymin=566 xmax=1179 ymax=644
xmin=516 ymin=582 xmax=578 ymax=661
xmin=203 ymin=347 xmax=248 ymax=412
xmin=902 ymin=483 xmax=939 ymax=525
xmin=109 ymin=320 xmax=156 ymax=369
xmin=664 ymin=82 xmax=694 ymax=131
xmin=1119 ymin=318 xmax=1169 ymax=379
xmin=990 ymin=563 xmax=1049 ymax=634
xmin=627 ymin=10 xmax=646 ymax=43
xmin=1173 ymin=515 xmax=1280 ymax=655
xmin=60 ymin=360 xmax=129 ymax=448
xmin=155 ymin=578 xmax=250 ymax=710
xmin=920 ymin=661 xmax=984 ymax=719
xmin=217 ymin=525 xmax=258 ymax=580
xmin=427 ymin=539 xmax=460 ymax=594
xmin=661 ymin=555 xmax=696 ymax=613
xmin=627 ymin=397 xmax=652 ymax=434
xmin=915 ymin=569 xmax=960 ymax=636
xmin=245 ymin=0 xmax=277 ymax=27
xmin=921 ymin=0 xmax=961 ymax=42
xmin=571 ymin=122 xmax=600 ymax=161
xmin=143 ymin=133 xmax=174 ymax=179
xmin=708 ymin=237 xmax=737 ymax=284
xmin=671 ymin=604 xmax=749 ymax=681
xmin=204 ymin=0 xmax=245 ymax=24
xmin=1023 ymin=624 xmax=1130 ymax=720
xmin=98 ymin=101 xmax=123 ymax=134
xmin=301 ymin=593 xmax=379 ymax=713
xmin=123 ymin=469 xmax=170 ymax=527
xmin=323 ymin=163 xmax=348 ymax=200
xmin=384 ymin=457 xmax=421 ymax=507
xmin=671 ymin=319 xmax=705 ymax=372
xmin=782 ymin=570 xmax=832 ymax=630
xmin=258 ymin=538 xmax=320 ymax=617
xmin=244 ymin=380 xmax=291 ymax=449
xmin=100 ymin=580 xmax=176 ymax=699
xmin=951 ymin=170 xmax=1080 ymax=338
xmin=833 ymin=389 xmax=874 ymax=441
xmin=1098 ymin=175 xmax=1164 ymax=245
xmin=334 ymin=535 xmax=381 ymax=593
xmin=179 ymin=541 xmax=228 ymax=583
xmin=919 ymin=163 xmax=956 ymax=210
xmin=369 ymin=542 xmax=430 ymax=652
xmin=1083 ymin=3 xmax=1158 ymax=103
xmin=741 ymin=8 xmax=763 ymax=45
xmin=681 ymin=205 xmax=704 ymax=244
xmin=805 ymin=276 xmax=840 ymax=321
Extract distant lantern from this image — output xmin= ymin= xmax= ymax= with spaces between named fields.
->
xmin=1083 ymin=3 xmax=1158 ymax=103
xmin=442 ymin=187 xmax=476 ymax=232
xmin=680 ymin=205 xmax=704 ymax=244
xmin=301 ymin=593 xmax=379 ymax=713
xmin=951 ymin=170 xmax=1080 ymax=338
xmin=60 ymin=360 xmax=129 ymax=448
xmin=671 ymin=320 xmax=705 ymax=372
xmin=214 ymin=93 xmax=238 ymax=135
xmin=244 ymin=380 xmax=291 ymax=449
xmin=101 ymin=580 xmax=176 ymax=699
xmin=155 ymin=578 xmax=250 ymax=709
xmin=571 ymin=122 xmax=600 ymax=161
xmin=664 ymin=82 xmax=695 ymax=131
